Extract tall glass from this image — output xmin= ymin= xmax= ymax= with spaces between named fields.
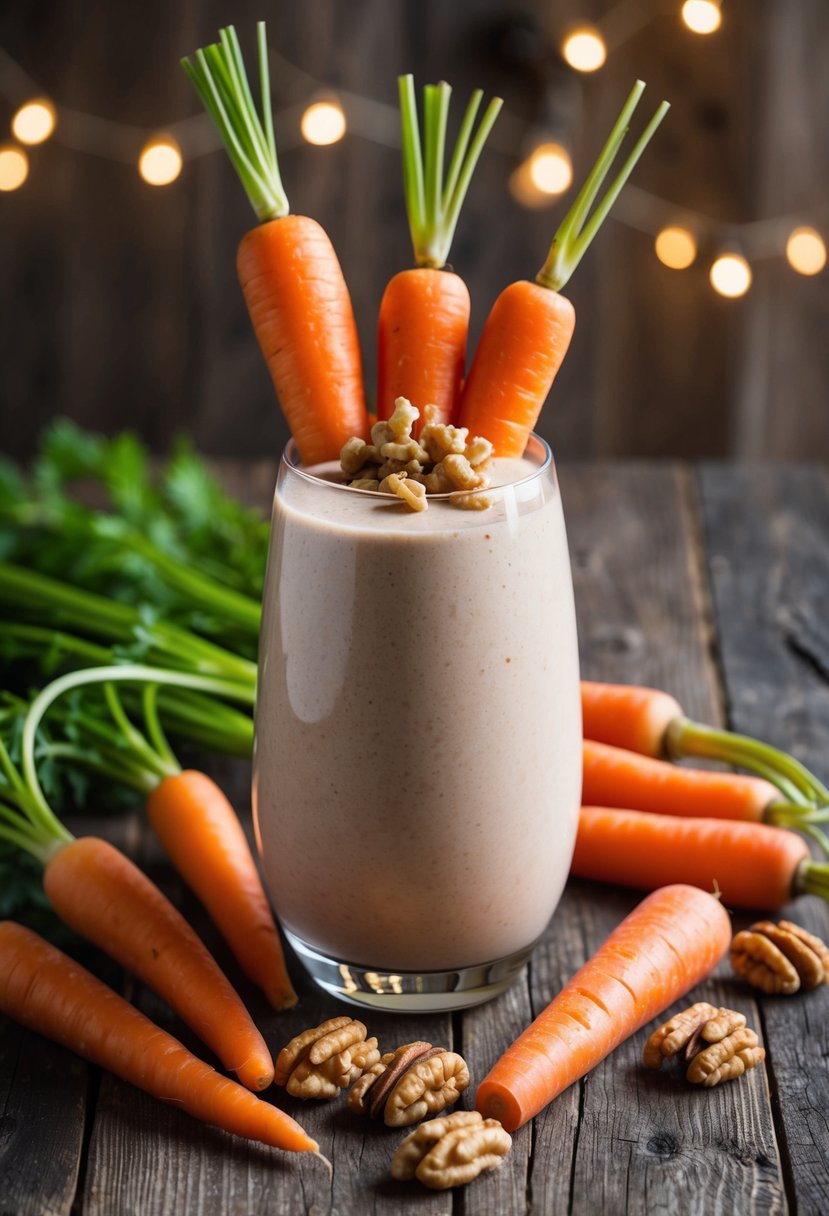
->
xmin=252 ymin=434 xmax=581 ymax=1011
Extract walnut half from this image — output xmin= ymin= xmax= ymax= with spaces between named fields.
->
xmin=274 ymin=1017 xmax=380 ymax=1099
xmin=643 ymin=1003 xmax=765 ymax=1088
xmin=731 ymin=919 xmax=829 ymax=995
xmin=390 ymin=1110 xmax=512 ymax=1189
xmin=347 ymin=1040 xmax=470 ymax=1127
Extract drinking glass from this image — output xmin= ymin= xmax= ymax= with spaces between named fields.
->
xmin=252 ymin=433 xmax=581 ymax=1011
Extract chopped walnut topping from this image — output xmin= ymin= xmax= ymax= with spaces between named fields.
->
xmin=339 ymin=397 xmax=493 ymax=512
xmin=390 ymin=1110 xmax=512 ymax=1189
xmin=731 ymin=919 xmax=829 ymax=995
xmin=644 ymin=1003 xmax=765 ymax=1088
xmin=347 ymin=1040 xmax=470 ymax=1127
xmin=274 ymin=1016 xmax=380 ymax=1099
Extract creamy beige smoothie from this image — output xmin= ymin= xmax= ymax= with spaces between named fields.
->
xmin=252 ymin=436 xmax=581 ymax=1002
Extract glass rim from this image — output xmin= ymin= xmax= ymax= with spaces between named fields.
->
xmin=280 ymin=431 xmax=554 ymax=501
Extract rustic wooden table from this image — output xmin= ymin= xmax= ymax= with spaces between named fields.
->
xmin=2 ymin=462 xmax=828 ymax=1216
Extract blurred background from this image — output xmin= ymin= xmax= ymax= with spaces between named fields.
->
xmin=0 ymin=0 xmax=826 ymax=463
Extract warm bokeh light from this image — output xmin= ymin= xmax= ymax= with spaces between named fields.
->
xmin=562 ymin=27 xmax=607 ymax=72
xmin=11 ymin=99 xmax=56 ymax=145
xmin=527 ymin=143 xmax=573 ymax=195
xmin=785 ymin=226 xmax=826 ymax=276
xmin=300 ymin=100 xmax=347 ymax=146
xmin=681 ymin=1 xmax=722 ymax=35
xmin=138 ymin=137 xmax=182 ymax=185
xmin=655 ymin=225 xmax=697 ymax=269
xmin=710 ymin=252 xmax=751 ymax=297
xmin=0 ymin=144 xmax=29 ymax=191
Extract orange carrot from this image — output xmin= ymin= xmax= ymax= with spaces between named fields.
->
xmin=580 ymin=680 xmax=829 ymax=810
xmin=0 ymin=922 xmax=317 ymax=1153
xmin=459 ymin=82 xmax=668 ymax=456
xmin=572 ymin=807 xmax=829 ymax=909
xmin=476 ymin=884 xmax=730 ymax=1131
xmin=376 ymin=77 xmax=501 ymax=428
xmin=183 ymin=25 xmax=370 ymax=466
xmin=43 ymin=836 xmax=275 ymax=1091
xmin=582 ymin=739 xmax=779 ymax=822
xmin=147 ymin=770 xmax=297 ymax=1011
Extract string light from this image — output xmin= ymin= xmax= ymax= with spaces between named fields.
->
xmin=138 ymin=136 xmax=182 ymax=186
xmin=561 ymin=26 xmax=607 ymax=72
xmin=681 ymin=1 xmax=723 ymax=35
xmin=11 ymin=98 xmax=56 ymax=144
xmin=710 ymin=251 xmax=751 ymax=298
xmin=785 ymin=226 xmax=826 ymax=276
xmin=655 ymin=225 xmax=697 ymax=269
xmin=0 ymin=143 xmax=28 ymax=190
xmin=300 ymin=99 xmax=346 ymax=145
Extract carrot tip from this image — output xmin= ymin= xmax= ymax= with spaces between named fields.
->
xmin=313 ymin=1149 xmax=333 ymax=1174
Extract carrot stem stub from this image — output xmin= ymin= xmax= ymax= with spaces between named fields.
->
xmin=476 ymin=884 xmax=731 ymax=1131
xmin=0 ymin=922 xmax=317 ymax=1154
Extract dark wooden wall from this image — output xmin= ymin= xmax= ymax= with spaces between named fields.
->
xmin=1 ymin=0 xmax=827 ymax=462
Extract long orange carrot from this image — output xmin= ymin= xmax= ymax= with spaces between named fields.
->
xmin=0 ymin=922 xmax=317 ymax=1153
xmin=580 ymin=680 xmax=829 ymax=811
xmin=183 ymin=25 xmax=370 ymax=466
xmin=377 ymin=76 xmax=501 ymax=429
xmin=476 ymin=884 xmax=730 ymax=1131
xmin=572 ymin=807 xmax=829 ymax=910
xmin=147 ymin=770 xmax=297 ymax=1010
xmin=42 ymin=836 xmax=274 ymax=1091
xmin=582 ymin=739 xmax=779 ymax=822
xmin=458 ymin=82 xmax=669 ymax=456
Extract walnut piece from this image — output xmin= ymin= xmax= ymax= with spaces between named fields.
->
xmin=643 ymin=1004 xmax=765 ymax=1088
xmin=731 ymin=919 xmax=829 ymax=995
xmin=390 ymin=1110 xmax=511 ymax=1189
xmin=347 ymin=1040 xmax=470 ymax=1127
xmin=274 ymin=1016 xmax=380 ymax=1099
xmin=339 ymin=397 xmax=493 ymax=512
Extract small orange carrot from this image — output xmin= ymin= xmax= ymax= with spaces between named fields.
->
xmin=377 ymin=76 xmax=501 ymax=428
xmin=42 ymin=837 xmax=274 ymax=1091
xmin=581 ymin=680 xmax=829 ymax=810
xmin=0 ymin=922 xmax=317 ymax=1154
xmin=582 ymin=740 xmax=779 ymax=822
xmin=572 ymin=807 xmax=829 ymax=910
xmin=183 ymin=25 xmax=370 ymax=466
xmin=147 ymin=770 xmax=297 ymax=1011
xmin=476 ymin=884 xmax=730 ymax=1131
xmin=458 ymin=82 xmax=668 ymax=456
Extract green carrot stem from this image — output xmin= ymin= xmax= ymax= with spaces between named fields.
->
xmin=182 ymin=22 xmax=288 ymax=222
xmin=536 ymin=81 xmax=670 ymax=292
xmin=795 ymin=858 xmax=829 ymax=902
xmin=399 ymin=73 xmax=502 ymax=268
xmin=142 ymin=685 xmax=177 ymax=770
xmin=40 ymin=743 xmax=160 ymax=796
xmin=102 ymin=684 xmax=175 ymax=782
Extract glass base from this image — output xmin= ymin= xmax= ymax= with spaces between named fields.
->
xmin=285 ymin=930 xmax=532 ymax=1012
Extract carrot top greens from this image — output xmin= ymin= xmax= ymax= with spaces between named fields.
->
xmin=399 ymin=74 xmax=502 ymax=269
xmin=182 ymin=23 xmax=287 ymax=222
xmin=537 ymin=80 xmax=670 ymax=292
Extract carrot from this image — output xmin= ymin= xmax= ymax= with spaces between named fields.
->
xmin=476 ymin=884 xmax=730 ymax=1131
xmin=581 ymin=680 xmax=829 ymax=811
xmin=183 ymin=24 xmax=370 ymax=466
xmin=147 ymin=770 xmax=297 ymax=1011
xmin=377 ymin=77 xmax=501 ymax=429
xmin=458 ymin=82 xmax=669 ymax=456
xmin=0 ymin=922 xmax=317 ymax=1154
xmin=572 ymin=807 xmax=829 ymax=910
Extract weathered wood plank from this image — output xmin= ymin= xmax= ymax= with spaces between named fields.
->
xmin=699 ymin=464 xmax=829 ymax=1216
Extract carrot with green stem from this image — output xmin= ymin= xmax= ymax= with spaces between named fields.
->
xmin=0 ymin=922 xmax=318 ymax=1154
xmin=476 ymin=884 xmax=731 ymax=1131
xmin=182 ymin=24 xmax=370 ymax=465
xmin=0 ymin=665 xmax=278 ymax=1089
xmin=377 ymin=76 xmax=502 ymax=428
xmin=458 ymin=80 xmax=669 ymax=456
xmin=15 ymin=662 xmax=297 ymax=1011
xmin=582 ymin=739 xmax=829 ymax=853
xmin=573 ymin=807 xmax=829 ymax=910
xmin=581 ymin=681 xmax=829 ymax=808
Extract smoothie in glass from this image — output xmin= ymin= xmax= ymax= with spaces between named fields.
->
xmin=252 ymin=434 xmax=581 ymax=1010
